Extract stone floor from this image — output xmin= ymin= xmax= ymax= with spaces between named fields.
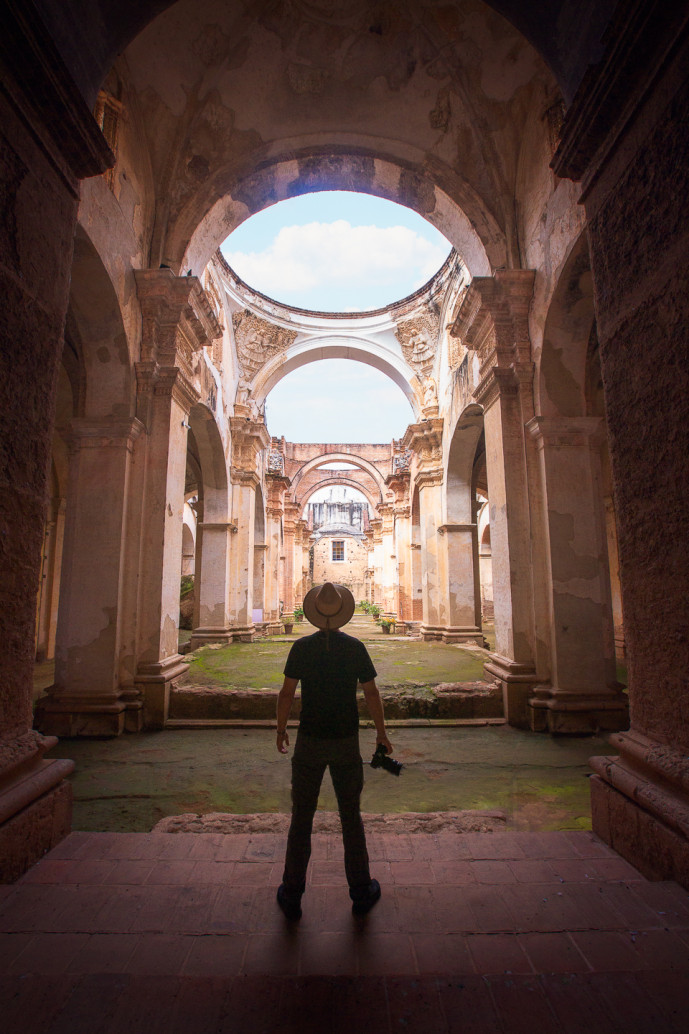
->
xmin=2 ymin=830 xmax=689 ymax=1032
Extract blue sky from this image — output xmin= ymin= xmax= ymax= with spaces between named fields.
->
xmin=221 ymin=192 xmax=448 ymax=442
xmin=221 ymin=191 xmax=450 ymax=312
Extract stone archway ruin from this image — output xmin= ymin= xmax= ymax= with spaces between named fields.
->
xmin=3 ymin=0 xmax=688 ymax=891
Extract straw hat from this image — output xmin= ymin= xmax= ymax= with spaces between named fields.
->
xmin=302 ymin=582 xmax=355 ymax=630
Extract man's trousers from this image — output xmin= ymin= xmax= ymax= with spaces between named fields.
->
xmin=282 ymin=730 xmax=371 ymax=899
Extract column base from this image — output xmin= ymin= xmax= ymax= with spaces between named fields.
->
xmin=590 ymin=729 xmax=689 ymax=890
xmin=229 ymin=624 xmax=256 ymax=643
xmin=188 ymin=628 xmax=233 ymax=651
xmin=422 ymin=625 xmax=486 ymax=645
xmin=0 ymin=733 xmax=74 ymax=882
xmin=529 ymin=686 xmax=629 ymax=734
xmin=135 ymin=655 xmax=189 ymax=729
xmin=484 ymin=654 xmax=538 ymax=730
xmin=35 ymin=693 xmax=128 ymax=737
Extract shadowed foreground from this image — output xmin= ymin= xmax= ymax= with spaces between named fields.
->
xmin=1 ymin=830 xmax=688 ymax=1032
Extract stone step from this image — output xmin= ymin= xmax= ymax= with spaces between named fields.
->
xmin=168 ymin=683 xmax=504 ymax=722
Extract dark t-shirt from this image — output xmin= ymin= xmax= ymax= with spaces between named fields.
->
xmin=283 ymin=630 xmax=377 ymax=739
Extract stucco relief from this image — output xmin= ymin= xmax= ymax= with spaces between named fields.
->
xmin=395 ymin=312 xmax=440 ymax=376
xmin=231 ymin=309 xmax=297 ymax=379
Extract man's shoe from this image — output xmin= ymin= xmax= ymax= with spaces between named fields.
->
xmin=351 ymin=878 xmax=381 ymax=916
xmin=277 ymin=883 xmax=302 ymax=921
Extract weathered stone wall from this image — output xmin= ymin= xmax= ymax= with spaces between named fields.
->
xmin=312 ymin=535 xmax=369 ymax=602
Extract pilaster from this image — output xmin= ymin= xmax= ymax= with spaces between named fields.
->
xmin=133 ymin=271 xmax=215 ymax=728
xmin=37 ymin=417 xmax=145 ymax=737
xmin=452 ymin=272 xmax=543 ymax=726
xmin=526 ymin=417 xmax=628 ymax=733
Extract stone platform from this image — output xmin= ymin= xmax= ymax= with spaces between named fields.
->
xmin=1 ymin=830 xmax=689 ymax=1032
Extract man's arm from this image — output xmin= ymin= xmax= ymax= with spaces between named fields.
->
xmin=361 ymin=679 xmax=392 ymax=754
xmin=276 ymin=676 xmax=298 ymax=754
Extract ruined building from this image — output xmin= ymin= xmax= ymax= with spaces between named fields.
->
xmin=1 ymin=0 xmax=688 ymax=896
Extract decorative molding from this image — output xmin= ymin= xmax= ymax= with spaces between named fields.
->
xmin=526 ymin=416 xmax=604 ymax=449
xmin=394 ymin=310 xmax=440 ymax=376
xmin=231 ymin=309 xmax=298 ymax=380
xmin=450 ymin=271 xmax=535 ymax=381
xmin=135 ymin=269 xmax=221 ymax=382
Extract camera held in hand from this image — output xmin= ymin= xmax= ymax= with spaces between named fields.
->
xmin=370 ymin=743 xmax=403 ymax=777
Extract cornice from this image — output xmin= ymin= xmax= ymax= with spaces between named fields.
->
xmin=0 ymin=0 xmax=114 ymax=187
xmin=552 ymin=1 xmax=689 ymax=189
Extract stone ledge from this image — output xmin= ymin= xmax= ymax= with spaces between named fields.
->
xmin=152 ymin=809 xmax=508 ymax=835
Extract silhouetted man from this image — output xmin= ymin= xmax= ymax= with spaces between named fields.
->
xmin=276 ymin=581 xmax=392 ymax=920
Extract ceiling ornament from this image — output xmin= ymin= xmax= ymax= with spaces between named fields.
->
xmin=231 ymin=309 xmax=297 ymax=379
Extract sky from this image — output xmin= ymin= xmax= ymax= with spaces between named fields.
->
xmin=221 ymin=191 xmax=450 ymax=312
xmin=220 ymin=191 xmax=449 ymax=442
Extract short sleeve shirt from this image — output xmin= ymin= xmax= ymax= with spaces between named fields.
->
xmin=283 ymin=630 xmax=377 ymax=739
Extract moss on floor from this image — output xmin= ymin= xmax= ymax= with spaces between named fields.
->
xmin=183 ymin=614 xmax=487 ymax=691
xmin=49 ymin=725 xmax=609 ymax=835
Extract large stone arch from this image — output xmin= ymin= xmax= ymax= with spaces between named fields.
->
xmin=291 ymin=453 xmax=388 ymax=501
xmin=297 ymin=477 xmax=380 ymax=514
xmin=188 ymin=402 xmax=229 ymax=523
xmin=444 ymin=404 xmax=485 ymax=524
xmin=180 ymin=151 xmax=497 ymax=279
xmin=537 ymin=232 xmax=594 ymax=419
xmin=68 ymin=224 xmax=133 ymax=420
xmin=252 ymin=336 xmax=420 ymax=417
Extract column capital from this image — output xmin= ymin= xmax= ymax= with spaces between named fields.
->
xmin=66 ymin=416 xmax=144 ymax=452
xmin=450 ymin=270 xmax=535 ymax=379
xmin=230 ymin=417 xmax=270 ymax=485
xmin=135 ymin=268 xmax=222 ymax=377
xmin=135 ymin=361 xmax=200 ymax=415
xmin=401 ymin=418 xmax=444 ymax=471
xmin=526 ymin=416 xmax=604 ymax=448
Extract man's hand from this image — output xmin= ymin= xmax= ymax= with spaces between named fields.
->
xmin=376 ymin=734 xmax=393 ymax=755
xmin=276 ymin=677 xmax=298 ymax=754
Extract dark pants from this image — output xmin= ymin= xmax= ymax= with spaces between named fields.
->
xmin=282 ymin=731 xmax=371 ymax=899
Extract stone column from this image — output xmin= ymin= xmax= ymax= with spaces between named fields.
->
xmin=553 ymin=4 xmax=689 ymax=884
xmin=369 ymin=518 xmax=383 ymax=606
xmin=451 ymin=273 xmax=547 ymax=725
xmin=282 ymin=501 xmax=299 ymax=617
xmin=228 ymin=417 xmax=270 ymax=640
xmin=402 ymin=420 xmax=445 ymax=641
xmin=132 ymin=270 xmax=220 ymax=727
xmin=38 ymin=418 xmax=144 ymax=736
xmin=379 ymin=504 xmax=397 ymax=615
xmin=0 ymin=3 xmax=115 ymax=876
xmin=228 ymin=476 xmax=256 ymax=640
xmin=526 ymin=418 xmax=628 ymax=732
xmin=436 ymin=521 xmax=483 ymax=644
xmin=393 ymin=506 xmax=413 ymax=623
xmin=189 ymin=519 xmax=234 ymax=649
xmin=134 ymin=365 xmax=197 ymax=726
xmin=417 ymin=475 xmax=444 ymax=638
xmin=265 ymin=468 xmax=290 ymax=633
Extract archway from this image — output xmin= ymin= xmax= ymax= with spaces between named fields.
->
xmin=187 ymin=403 xmax=233 ymax=648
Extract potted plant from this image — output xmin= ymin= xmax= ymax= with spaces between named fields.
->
xmin=283 ymin=620 xmax=294 ymax=634
xmin=370 ymin=604 xmax=380 ymax=621
xmin=294 ymin=605 xmax=304 ymax=622
xmin=380 ymin=617 xmax=394 ymax=634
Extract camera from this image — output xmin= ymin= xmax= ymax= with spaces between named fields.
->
xmin=370 ymin=743 xmax=403 ymax=776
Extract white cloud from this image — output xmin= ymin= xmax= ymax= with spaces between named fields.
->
xmin=265 ymin=359 xmax=414 ymax=442
xmin=225 ymin=220 xmax=448 ymax=308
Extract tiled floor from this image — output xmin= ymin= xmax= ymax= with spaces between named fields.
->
xmin=2 ymin=831 xmax=689 ymax=1032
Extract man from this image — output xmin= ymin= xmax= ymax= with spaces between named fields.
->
xmin=275 ymin=581 xmax=392 ymax=921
